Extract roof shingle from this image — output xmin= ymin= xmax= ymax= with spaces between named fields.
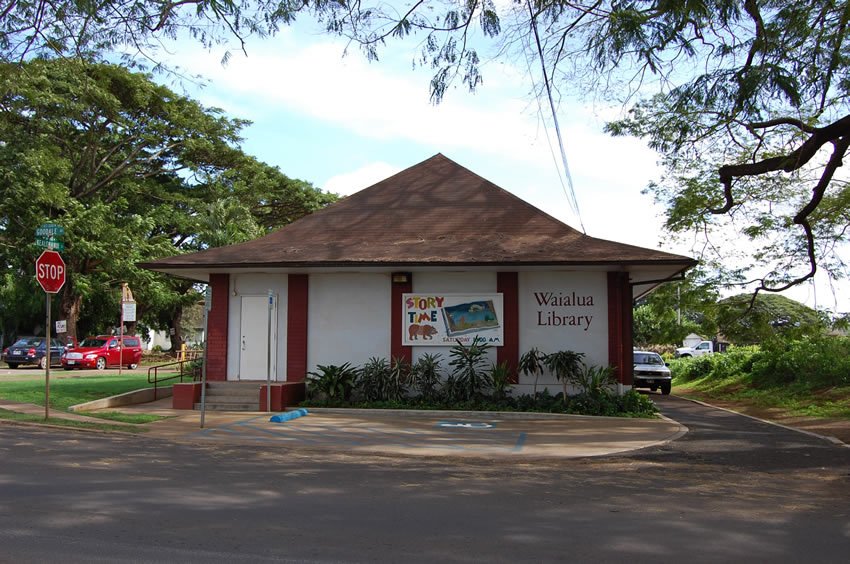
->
xmin=141 ymin=154 xmax=695 ymax=269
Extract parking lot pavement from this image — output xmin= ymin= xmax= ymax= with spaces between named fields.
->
xmin=133 ymin=406 xmax=686 ymax=459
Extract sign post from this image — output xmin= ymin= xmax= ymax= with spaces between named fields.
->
xmin=200 ymin=285 xmax=212 ymax=429
xmin=35 ymin=250 xmax=66 ymax=421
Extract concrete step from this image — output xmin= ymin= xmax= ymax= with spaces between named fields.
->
xmin=194 ymin=400 xmax=260 ymax=411
xmin=196 ymin=382 xmax=263 ymax=411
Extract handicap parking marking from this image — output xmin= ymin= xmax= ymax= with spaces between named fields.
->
xmin=436 ymin=421 xmax=496 ymax=429
xmin=187 ymin=414 xmax=528 ymax=454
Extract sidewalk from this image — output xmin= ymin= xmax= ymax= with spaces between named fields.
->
xmin=0 ymin=397 xmax=688 ymax=459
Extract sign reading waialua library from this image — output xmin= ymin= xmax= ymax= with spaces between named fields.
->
xmin=532 ymin=290 xmax=595 ymax=331
xmin=403 ymin=294 xmax=504 ymax=346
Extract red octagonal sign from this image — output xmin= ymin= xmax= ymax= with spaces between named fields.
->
xmin=36 ymin=250 xmax=66 ymax=293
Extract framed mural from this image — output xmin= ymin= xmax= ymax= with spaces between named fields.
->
xmin=402 ymin=293 xmax=504 ymax=346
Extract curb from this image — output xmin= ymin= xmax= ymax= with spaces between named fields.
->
xmin=676 ymin=395 xmax=850 ymax=448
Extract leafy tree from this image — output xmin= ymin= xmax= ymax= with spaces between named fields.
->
xmin=6 ymin=2 xmax=846 ymax=300
xmin=633 ymin=271 xmax=720 ymax=346
xmin=717 ymin=293 xmax=827 ymax=345
xmin=0 ymin=58 xmax=333 ymax=342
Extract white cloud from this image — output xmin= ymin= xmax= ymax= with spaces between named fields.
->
xmin=323 ymin=161 xmax=402 ymax=195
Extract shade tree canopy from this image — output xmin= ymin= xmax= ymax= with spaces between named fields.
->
xmin=3 ymin=1 xmax=849 ymax=306
xmin=0 ymin=58 xmax=334 ymax=343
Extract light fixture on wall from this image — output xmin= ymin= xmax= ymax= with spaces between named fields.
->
xmin=391 ymin=272 xmax=411 ymax=284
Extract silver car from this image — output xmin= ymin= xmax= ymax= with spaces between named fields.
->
xmin=633 ymin=351 xmax=672 ymax=395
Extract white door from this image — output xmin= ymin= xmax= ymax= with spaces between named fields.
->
xmin=239 ymin=295 xmax=277 ymax=380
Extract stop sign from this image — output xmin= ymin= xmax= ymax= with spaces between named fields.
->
xmin=35 ymin=250 xmax=66 ymax=293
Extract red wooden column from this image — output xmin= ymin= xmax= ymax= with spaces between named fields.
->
xmin=206 ymin=273 xmax=230 ymax=381
xmin=287 ymin=274 xmax=309 ymax=382
xmin=497 ymin=272 xmax=520 ymax=383
xmin=607 ymin=271 xmax=633 ymax=386
xmin=390 ymin=273 xmax=412 ymax=365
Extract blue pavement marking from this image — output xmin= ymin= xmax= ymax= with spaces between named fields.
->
xmin=190 ymin=415 xmax=527 ymax=453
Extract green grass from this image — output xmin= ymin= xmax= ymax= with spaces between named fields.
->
xmin=0 ymin=408 xmax=148 ymax=432
xmin=673 ymin=374 xmax=850 ymax=419
xmin=0 ymin=374 xmax=169 ymax=425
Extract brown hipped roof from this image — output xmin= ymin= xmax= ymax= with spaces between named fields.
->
xmin=141 ymin=153 xmax=695 ymax=271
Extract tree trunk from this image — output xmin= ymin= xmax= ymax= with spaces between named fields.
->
xmin=59 ymin=288 xmax=83 ymax=345
xmin=169 ymin=307 xmax=184 ymax=356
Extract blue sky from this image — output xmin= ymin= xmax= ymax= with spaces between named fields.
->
xmin=154 ymin=24 xmax=847 ymax=314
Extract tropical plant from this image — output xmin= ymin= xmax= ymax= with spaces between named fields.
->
xmin=411 ymin=353 xmax=443 ymax=402
xmin=386 ymin=356 xmax=411 ymax=402
xmin=518 ymin=347 xmax=547 ymax=396
xmin=574 ymin=365 xmax=616 ymax=397
xmin=307 ymin=363 xmax=358 ymax=403
xmin=448 ymin=337 xmax=492 ymax=401
xmin=356 ymin=357 xmax=391 ymax=402
xmin=543 ymin=350 xmax=586 ymax=404
xmin=489 ymin=361 xmax=512 ymax=401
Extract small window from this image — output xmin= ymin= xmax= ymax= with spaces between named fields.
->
xmin=124 ymin=338 xmax=140 ymax=347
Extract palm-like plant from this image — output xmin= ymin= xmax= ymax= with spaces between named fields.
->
xmin=543 ymin=350 xmax=585 ymax=403
xmin=307 ymin=363 xmax=358 ymax=403
xmin=518 ymin=347 xmax=547 ymax=396
xmin=411 ymin=353 xmax=443 ymax=402
xmin=448 ymin=336 xmax=492 ymax=401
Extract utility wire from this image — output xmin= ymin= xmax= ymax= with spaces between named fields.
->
xmin=526 ymin=0 xmax=585 ymax=233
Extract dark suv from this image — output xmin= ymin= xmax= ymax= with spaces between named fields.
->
xmin=2 ymin=337 xmax=65 ymax=369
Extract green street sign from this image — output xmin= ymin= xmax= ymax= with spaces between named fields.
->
xmin=36 ymin=237 xmax=64 ymax=251
xmin=36 ymin=223 xmax=65 ymax=238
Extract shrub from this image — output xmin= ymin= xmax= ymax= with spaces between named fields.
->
xmin=307 ymin=363 xmax=358 ymax=404
xmin=448 ymin=337 xmax=493 ymax=401
xmin=518 ymin=347 xmax=547 ymax=395
xmin=751 ymin=336 xmax=850 ymax=388
xmin=411 ymin=353 xmax=443 ymax=402
xmin=356 ymin=357 xmax=391 ymax=402
xmin=489 ymin=361 xmax=512 ymax=400
xmin=543 ymin=350 xmax=585 ymax=403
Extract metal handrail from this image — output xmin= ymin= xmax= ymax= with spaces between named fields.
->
xmin=147 ymin=350 xmax=204 ymax=400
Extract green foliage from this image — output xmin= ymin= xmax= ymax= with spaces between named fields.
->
xmin=411 ymin=353 xmax=443 ymax=402
xmin=633 ymin=269 xmax=720 ymax=347
xmin=751 ymin=337 xmax=850 ymax=388
xmin=518 ymin=347 xmax=546 ymax=395
xmin=307 ymin=363 xmax=358 ymax=404
xmin=448 ymin=337 xmax=493 ymax=401
xmin=543 ymin=350 xmax=585 ymax=403
xmin=356 ymin=356 xmax=391 ymax=402
xmin=0 ymin=58 xmax=334 ymax=340
xmin=573 ymin=364 xmax=616 ymax=396
xmin=716 ymin=293 xmax=827 ymax=345
xmin=489 ymin=361 xmax=512 ymax=401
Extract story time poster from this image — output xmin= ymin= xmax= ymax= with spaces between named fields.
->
xmin=402 ymin=294 xmax=504 ymax=346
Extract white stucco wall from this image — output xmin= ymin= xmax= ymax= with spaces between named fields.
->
xmin=411 ymin=271 xmax=498 ymax=366
xmin=517 ymin=271 xmax=609 ymax=395
xmin=307 ymin=273 xmax=391 ymax=371
xmin=227 ymin=273 xmax=288 ymax=381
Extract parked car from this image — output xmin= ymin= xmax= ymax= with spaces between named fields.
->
xmin=2 ymin=336 xmax=66 ymax=369
xmin=633 ymin=350 xmax=672 ymax=395
xmin=61 ymin=335 xmax=143 ymax=370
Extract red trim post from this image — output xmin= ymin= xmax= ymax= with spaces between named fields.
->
xmin=390 ymin=273 xmax=413 ymax=365
xmin=206 ymin=274 xmax=229 ymax=381
xmin=607 ymin=272 xmax=633 ymax=386
xmin=497 ymin=272 xmax=520 ymax=384
xmin=287 ymin=274 xmax=309 ymax=382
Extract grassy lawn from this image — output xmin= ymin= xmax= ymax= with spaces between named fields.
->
xmin=0 ymin=408 xmax=149 ymax=432
xmin=673 ymin=376 xmax=850 ymax=419
xmin=0 ymin=373 xmax=170 ymax=426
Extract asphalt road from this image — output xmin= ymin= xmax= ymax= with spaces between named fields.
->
xmin=1 ymin=396 xmax=848 ymax=563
